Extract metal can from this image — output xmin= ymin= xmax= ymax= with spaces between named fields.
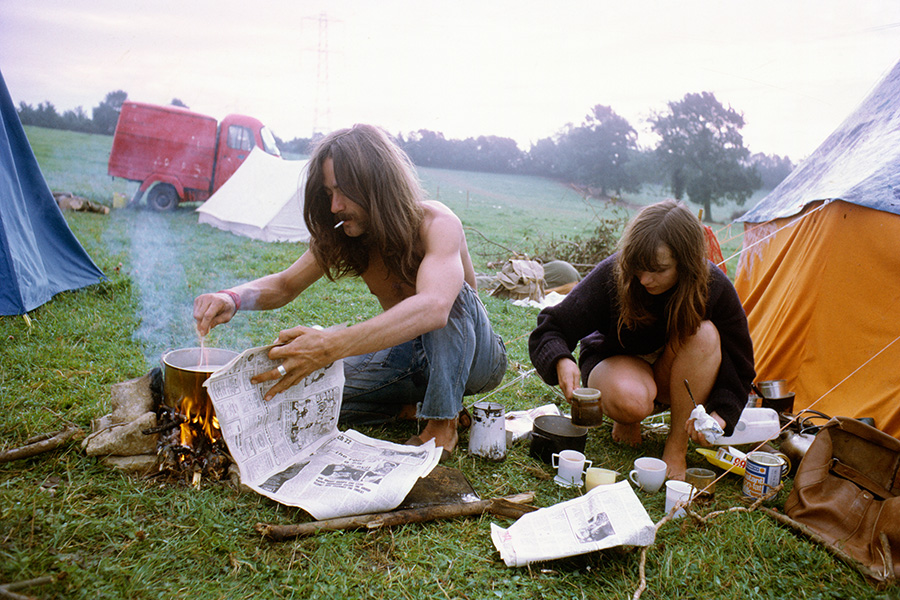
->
xmin=468 ymin=401 xmax=506 ymax=461
xmin=742 ymin=451 xmax=787 ymax=499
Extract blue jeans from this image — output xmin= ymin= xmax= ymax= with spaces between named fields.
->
xmin=340 ymin=283 xmax=507 ymax=424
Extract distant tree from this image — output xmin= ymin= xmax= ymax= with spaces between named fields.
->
xmin=170 ymin=98 xmax=189 ymax=108
xmin=280 ymin=136 xmax=314 ymax=156
xmin=522 ymin=136 xmax=561 ymax=177
xmin=651 ymin=92 xmax=760 ymax=221
xmin=624 ymin=148 xmax=666 ymax=187
xmin=61 ymin=106 xmax=93 ymax=133
xmin=17 ymin=101 xmax=64 ymax=129
xmin=92 ymin=90 xmax=128 ymax=135
xmin=750 ymin=152 xmax=794 ymax=189
xmin=403 ymin=130 xmax=450 ymax=168
xmin=556 ymin=105 xmax=640 ymax=196
xmin=471 ymin=135 xmax=522 ymax=173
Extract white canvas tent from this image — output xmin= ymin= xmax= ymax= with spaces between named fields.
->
xmin=197 ymin=148 xmax=310 ymax=243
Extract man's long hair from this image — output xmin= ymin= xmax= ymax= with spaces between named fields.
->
xmin=303 ymin=124 xmax=425 ymax=285
xmin=615 ymin=200 xmax=709 ymax=345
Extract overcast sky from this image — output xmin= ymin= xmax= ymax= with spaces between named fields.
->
xmin=2 ymin=0 xmax=899 ymax=161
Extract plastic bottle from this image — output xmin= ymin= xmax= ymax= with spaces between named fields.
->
xmin=713 ymin=407 xmax=781 ymax=445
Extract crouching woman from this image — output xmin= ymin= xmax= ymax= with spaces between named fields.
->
xmin=528 ymin=200 xmax=755 ymax=479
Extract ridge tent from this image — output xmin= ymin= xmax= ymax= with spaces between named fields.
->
xmin=196 ymin=148 xmax=309 ymax=243
xmin=0 ymin=68 xmax=105 ymax=316
xmin=735 ymin=59 xmax=900 ymax=439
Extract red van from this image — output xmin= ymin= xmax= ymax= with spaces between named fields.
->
xmin=108 ymin=101 xmax=281 ymax=210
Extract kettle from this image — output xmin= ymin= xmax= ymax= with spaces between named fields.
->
xmin=777 ymin=409 xmax=830 ymax=477
xmin=779 ymin=429 xmax=817 ymax=477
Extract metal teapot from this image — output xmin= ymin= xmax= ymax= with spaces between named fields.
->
xmin=778 ymin=409 xmax=830 ymax=476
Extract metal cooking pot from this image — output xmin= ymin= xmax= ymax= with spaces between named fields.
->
xmin=756 ymin=379 xmax=789 ymax=399
xmin=161 ymin=347 xmax=238 ymax=408
xmin=529 ymin=415 xmax=588 ymax=464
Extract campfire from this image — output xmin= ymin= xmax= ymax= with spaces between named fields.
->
xmin=81 ymin=362 xmax=236 ymax=487
xmin=151 ymin=375 xmax=232 ymax=485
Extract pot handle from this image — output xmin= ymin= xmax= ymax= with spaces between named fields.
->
xmin=531 ymin=430 xmax=551 ymax=443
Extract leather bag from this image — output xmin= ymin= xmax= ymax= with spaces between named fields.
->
xmin=783 ymin=416 xmax=900 ymax=583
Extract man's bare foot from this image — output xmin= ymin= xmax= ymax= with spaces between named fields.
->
xmin=662 ymin=445 xmax=687 ymax=480
xmin=612 ymin=421 xmax=642 ymax=447
xmin=397 ymin=403 xmax=417 ymax=421
xmin=417 ymin=417 xmax=459 ymax=452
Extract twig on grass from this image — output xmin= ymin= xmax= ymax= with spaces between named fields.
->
xmin=0 ymin=426 xmax=82 ymax=463
xmin=0 ymin=573 xmax=66 ymax=600
xmin=631 ymin=485 xmax=783 ymax=600
xmin=463 ymin=226 xmax=519 ymax=256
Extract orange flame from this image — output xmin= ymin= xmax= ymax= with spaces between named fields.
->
xmin=177 ymin=391 xmax=221 ymax=448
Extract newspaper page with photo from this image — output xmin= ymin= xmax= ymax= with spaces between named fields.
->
xmin=490 ymin=480 xmax=657 ymax=567
xmin=204 ymin=344 xmax=441 ymax=520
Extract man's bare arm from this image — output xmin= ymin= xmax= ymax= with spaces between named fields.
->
xmin=258 ymin=206 xmax=467 ymax=397
xmin=194 ymin=250 xmax=324 ymax=336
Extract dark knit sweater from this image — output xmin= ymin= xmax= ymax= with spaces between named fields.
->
xmin=528 ymin=254 xmax=755 ymax=435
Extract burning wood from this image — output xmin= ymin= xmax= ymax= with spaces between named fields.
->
xmin=150 ymin=381 xmax=232 ymax=484
xmin=83 ymin=369 xmax=235 ymax=484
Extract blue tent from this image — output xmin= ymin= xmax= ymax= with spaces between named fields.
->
xmin=0 ymin=69 xmax=105 ymax=315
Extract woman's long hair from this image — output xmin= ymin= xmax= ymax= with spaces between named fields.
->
xmin=615 ymin=200 xmax=709 ymax=345
xmin=303 ymin=124 xmax=425 ymax=286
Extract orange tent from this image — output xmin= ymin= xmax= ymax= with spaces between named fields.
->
xmin=735 ymin=60 xmax=900 ymax=439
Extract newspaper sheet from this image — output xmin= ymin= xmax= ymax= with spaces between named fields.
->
xmin=490 ymin=480 xmax=657 ymax=567
xmin=205 ymin=344 xmax=441 ymax=520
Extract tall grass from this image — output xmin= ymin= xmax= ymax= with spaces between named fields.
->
xmin=0 ymin=127 xmax=887 ymax=599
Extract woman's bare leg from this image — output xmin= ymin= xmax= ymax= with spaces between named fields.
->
xmin=655 ymin=321 xmax=721 ymax=480
xmin=588 ymin=356 xmax=656 ymax=447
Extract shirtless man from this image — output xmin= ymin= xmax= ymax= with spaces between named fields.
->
xmin=193 ymin=124 xmax=507 ymax=460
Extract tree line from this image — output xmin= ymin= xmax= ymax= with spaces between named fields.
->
xmin=285 ymin=95 xmax=795 ymax=221
xmin=19 ymin=89 xmax=794 ymax=221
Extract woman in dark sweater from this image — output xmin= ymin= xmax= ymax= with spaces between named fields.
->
xmin=529 ymin=200 xmax=755 ymax=479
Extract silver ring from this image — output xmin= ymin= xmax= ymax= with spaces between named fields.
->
xmin=276 ymin=364 xmax=287 ymax=377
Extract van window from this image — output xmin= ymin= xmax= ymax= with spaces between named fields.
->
xmin=227 ymin=125 xmax=254 ymax=151
xmin=260 ymin=127 xmax=282 ymax=157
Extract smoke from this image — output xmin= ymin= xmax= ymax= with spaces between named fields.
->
xmin=104 ymin=209 xmax=261 ymax=369
xmin=125 ymin=211 xmax=196 ymax=365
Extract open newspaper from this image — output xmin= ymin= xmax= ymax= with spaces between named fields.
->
xmin=490 ymin=480 xmax=657 ymax=567
xmin=204 ymin=344 xmax=441 ymax=520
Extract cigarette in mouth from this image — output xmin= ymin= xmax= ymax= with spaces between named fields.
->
xmin=334 ymin=220 xmax=345 ymax=229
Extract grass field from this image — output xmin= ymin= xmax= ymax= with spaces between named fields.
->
xmin=0 ymin=127 xmax=891 ymax=599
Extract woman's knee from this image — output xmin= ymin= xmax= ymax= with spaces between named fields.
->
xmin=684 ymin=320 xmax=721 ymax=358
xmin=588 ymin=362 xmax=655 ymax=422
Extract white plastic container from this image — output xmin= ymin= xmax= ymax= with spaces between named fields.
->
xmin=713 ymin=407 xmax=781 ymax=445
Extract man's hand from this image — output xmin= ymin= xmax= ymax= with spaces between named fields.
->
xmin=555 ymin=357 xmax=581 ymax=402
xmin=193 ymin=292 xmax=238 ymax=337
xmin=250 ymin=326 xmax=338 ymax=401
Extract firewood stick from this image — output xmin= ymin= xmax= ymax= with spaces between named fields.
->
xmin=256 ymin=492 xmax=536 ymax=541
xmin=0 ymin=426 xmax=81 ymax=463
xmin=0 ymin=573 xmax=65 ymax=600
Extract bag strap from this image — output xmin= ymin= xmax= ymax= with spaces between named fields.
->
xmin=830 ymin=458 xmax=897 ymax=500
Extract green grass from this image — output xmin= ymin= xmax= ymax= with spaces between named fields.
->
xmin=0 ymin=127 xmax=890 ymax=599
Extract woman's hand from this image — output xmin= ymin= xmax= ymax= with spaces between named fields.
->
xmin=555 ymin=357 xmax=581 ymax=402
xmin=686 ymin=409 xmax=726 ymax=446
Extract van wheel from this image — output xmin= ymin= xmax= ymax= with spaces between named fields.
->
xmin=147 ymin=184 xmax=178 ymax=211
